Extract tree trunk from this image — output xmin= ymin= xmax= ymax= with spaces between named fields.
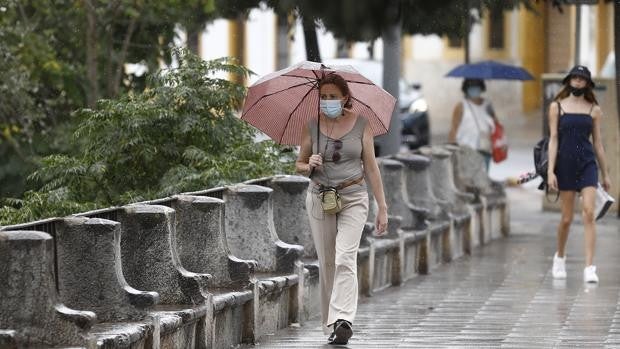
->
xmin=103 ymin=30 xmax=115 ymax=98
xmin=84 ymin=0 xmax=99 ymax=107
xmin=464 ymin=30 xmax=470 ymax=64
xmin=614 ymin=0 xmax=620 ymax=217
xmin=276 ymin=13 xmax=290 ymax=69
xmin=336 ymin=39 xmax=349 ymax=58
xmin=464 ymin=2 xmax=472 ymax=64
xmin=368 ymin=40 xmax=375 ymax=59
xmin=302 ymin=16 xmax=321 ymax=62
xmin=187 ymin=29 xmax=200 ymax=55
xmin=111 ymin=15 xmax=139 ymax=97
xmin=376 ymin=0 xmax=402 ymax=156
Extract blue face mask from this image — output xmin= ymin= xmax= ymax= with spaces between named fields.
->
xmin=466 ymin=86 xmax=482 ymax=99
xmin=320 ymin=99 xmax=343 ymax=118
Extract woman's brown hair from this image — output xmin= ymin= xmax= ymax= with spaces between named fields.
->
xmin=554 ymin=85 xmax=598 ymax=105
xmin=318 ymin=73 xmax=353 ymax=108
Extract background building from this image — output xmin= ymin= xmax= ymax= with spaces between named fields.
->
xmin=195 ymin=1 xmax=614 ymax=138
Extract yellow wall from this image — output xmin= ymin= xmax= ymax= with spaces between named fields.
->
xmin=482 ymin=9 xmax=511 ymax=60
xmin=596 ymin=1 xmax=612 ymax=72
xmin=229 ymin=17 xmax=246 ymax=84
xmin=546 ymin=4 xmax=574 ymax=73
xmin=519 ymin=3 xmax=547 ymax=112
xmin=442 ymin=36 xmax=464 ymax=61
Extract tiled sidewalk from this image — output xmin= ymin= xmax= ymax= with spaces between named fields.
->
xmin=244 ymin=187 xmax=620 ymax=348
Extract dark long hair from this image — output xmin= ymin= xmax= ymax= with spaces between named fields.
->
xmin=554 ymin=85 xmax=598 ymax=105
xmin=318 ymin=73 xmax=353 ymax=108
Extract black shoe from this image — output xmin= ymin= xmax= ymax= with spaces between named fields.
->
xmin=327 ymin=319 xmax=352 ymax=345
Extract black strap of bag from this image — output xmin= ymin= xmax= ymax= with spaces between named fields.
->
xmin=533 ymin=102 xmax=560 ymax=203
xmin=309 ymin=94 xmax=321 ymax=178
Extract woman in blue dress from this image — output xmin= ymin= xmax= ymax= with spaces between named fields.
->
xmin=547 ymin=65 xmax=611 ymax=283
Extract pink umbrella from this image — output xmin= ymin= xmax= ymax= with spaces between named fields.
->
xmin=241 ymin=61 xmax=396 ymax=145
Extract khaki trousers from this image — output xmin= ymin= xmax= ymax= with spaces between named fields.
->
xmin=306 ymin=187 xmax=369 ymax=334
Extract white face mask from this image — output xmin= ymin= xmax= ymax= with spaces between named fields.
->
xmin=466 ymin=86 xmax=482 ymax=99
xmin=320 ymin=99 xmax=343 ymax=118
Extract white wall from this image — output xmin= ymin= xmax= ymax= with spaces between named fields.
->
xmin=411 ymin=35 xmax=443 ymax=61
xmin=579 ymin=6 xmax=597 ymax=72
xmin=246 ymin=7 xmax=276 ymax=85
xmin=200 ymin=19 xmax=230 ymax=79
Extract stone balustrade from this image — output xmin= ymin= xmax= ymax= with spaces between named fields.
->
xmin=170 ymin=195 xmax=256 ymax=348
xmin=117 ymin=204 xmax=213 ymax=348
xmin=392 ymin=153 xmax=454 ymax=270
xmin=0 ymin=145 xmax=507 ymax=349
xmin=56 ymin=217 xmax=159 ymax=348
xmin=243 ymin=175 xmax=320 ymax=322
xmin=378 ymin=158 xmax=429 ymax=230
xmin=417 ymin=146 xmax=477 ymax=258
xmin=371 ymin=159 xmax=428 ymax=291
xmin=443 ymin=144 xmax=510 ymax=240
xmin=118 ymin=204 xmax=211 ymax=306
xmin=245 ymin=175 xmax=315 ymax=259
xmin=0 ymin=231 xmax=96 ymax=348
xmin=223 ymin=184 xmax=305 ymax=340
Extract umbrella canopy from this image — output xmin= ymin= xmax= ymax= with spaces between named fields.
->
xmin=445 ymin=60 xmax=534 ymax=80
xmin=241 ymin=61 xmax=396 ymax=145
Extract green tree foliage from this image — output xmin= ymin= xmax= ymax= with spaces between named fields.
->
xmin=0 ymin=1 xmax=82 ymax=197
xmin=295 ymin=0 xmax=536 ymax=42
xmin=0 ymin=50 xmax=295 ymax=225
xmin=0 ymin=0 xmax=223 ymax=199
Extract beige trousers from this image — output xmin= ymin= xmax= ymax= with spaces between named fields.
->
xmin=306 ymin=187 xmax=369 ymax=334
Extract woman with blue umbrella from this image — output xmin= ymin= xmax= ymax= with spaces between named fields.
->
xmin=446 ymin=61 xmax=533 ymax=170
xmin=448 ymin=78 xmax=497 ymax=170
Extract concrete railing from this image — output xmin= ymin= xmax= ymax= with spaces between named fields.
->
xmin=0 ymin=145 xmax=508 ymax=349
xmin=0 ymin=231 xmax=97 ymax=348
xmin=443 ymin=144 xmax=510 ymax=239
xmin=56 ymin=217 xmax=160 ymax=348
xmin=392 ymin=153 xmax=454 ymax=271
xmin=243 ymin=175 xmax=320 ymax=322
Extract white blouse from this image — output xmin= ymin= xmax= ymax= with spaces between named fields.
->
xmin=457 ymin=98 xmax=495 ymax=152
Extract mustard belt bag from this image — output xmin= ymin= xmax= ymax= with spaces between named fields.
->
xmin=315 ymin=176 xmax=364 ymax=214
xmin=319 ymin=186 xmax=342 ymax=214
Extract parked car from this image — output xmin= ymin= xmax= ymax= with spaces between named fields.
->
xmin=322 ymin=58 xmax=430 ymax=149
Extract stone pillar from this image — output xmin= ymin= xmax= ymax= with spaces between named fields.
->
xmin=393 ymin=152 xmax=455 ymax=266
xmin=56 ymin=217 xmax=159 ymax=322
xmin=224 ymin=185 xmax=304 ymax=274
xmin=394 ymin=153 xmax=449 ymax=220
xmin=443 ymin=144 xmax=504 ymax=197
xmin=266 ymin=175 xmax=315 ymax=259
xmin=172 ymin=195 xmax=256 ymax=289
xmin=443 ymin=144 xmax=508 ymax=240
xmin=119 ymin=205 xmax=210 ymax=305
xmin=378 ymin=158 xmax=429 ymax=230
xmin=0 ymin=231 xmax=96 ymax=347
xmin=417 ymin=146 xmax=477 ymax=258
xmin=418 ymin=146 xmax=475 ymax=212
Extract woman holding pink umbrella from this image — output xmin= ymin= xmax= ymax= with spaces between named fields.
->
xmin=295 ymin=73 xmax=388 ymax=345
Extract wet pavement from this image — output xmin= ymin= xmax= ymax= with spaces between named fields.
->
xmin=244 ymin=188 xmax=620 ymax=348
xmin=243 ymin=113 xmax=620 ymax=348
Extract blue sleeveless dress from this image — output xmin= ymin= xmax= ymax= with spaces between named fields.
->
xmin=554 ymin=103 xmax=598 ymax=192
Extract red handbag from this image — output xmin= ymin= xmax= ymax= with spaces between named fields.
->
xmin=491 ymin=119 xmax=508 ymax=163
